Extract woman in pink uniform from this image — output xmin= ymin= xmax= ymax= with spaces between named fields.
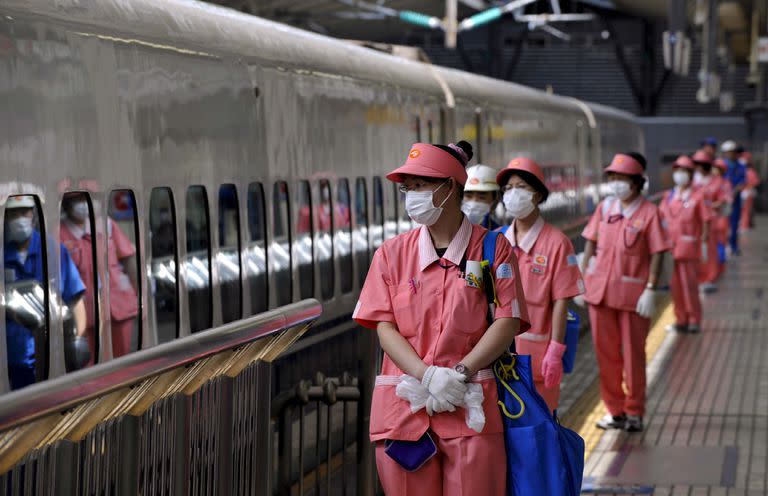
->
xmin=61 ymin=194 xmax=139 ymax=360
xmin=739 ymin=151 xmax=760 ymax=231
xmin=495 ymin=157 xmax=584 ymax=412
xmin=353 ymin=141 xmax=529 ymax=495
xmin=579 ymin=153 xmax=669 ymax=433
xmin=693 ymin=150 xmax=727 ymax=292
xmin=660 ymin=156 xmax=711 ymax=334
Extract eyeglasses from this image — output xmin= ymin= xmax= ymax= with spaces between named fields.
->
xmin=398 ymin=180 xmax=449 ymax=194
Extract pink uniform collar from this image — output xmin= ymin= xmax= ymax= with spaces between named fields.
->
xmin=418 ymin=216 xmax=473 ymax=271
xmin=504 ymin=215 xmax=545 ymax=254
xmin=608 ymin=195 xmax=643 ymax=219
xmin=672 ymin=187 xmax=693 ymax=202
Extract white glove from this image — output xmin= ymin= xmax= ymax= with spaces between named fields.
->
xmin=422 ymin=366 xmax=468 ymax=406
xmin=395 ymin=375 xmax=430 ymax=413
xmin=701 ymin=242 xmax=708 ymax=263
xmin=635 ymin=288 xmax=656 ymax=319
xmin=426 ymin=395 xmax=456 ymax=416
xmin=464 ymin=383 xmax=486 ymax=433
xmin=573 ymin=294 xmax=586 ymax=308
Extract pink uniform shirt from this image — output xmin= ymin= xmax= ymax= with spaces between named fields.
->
xmin=60 ymin=218 xmax=138 ymax=324
xmin=582 ymin=196 xmax=669 ymax=312
xmin=354 ymin=217 xmax=529 ymax=441
xmin=504 ymin=216 xmax=583 ymax=342
xmin=659 ymin=188 xmax=712 ymax=261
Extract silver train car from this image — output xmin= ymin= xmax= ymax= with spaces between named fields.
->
xmin=0 ymin=0 xmax=642 ymax=394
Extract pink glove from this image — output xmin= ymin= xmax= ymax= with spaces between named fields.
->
xmin=541 ymin=341 xmax=566 ymax=389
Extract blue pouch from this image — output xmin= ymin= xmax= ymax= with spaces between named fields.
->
xmin=495 ymin=353 xmax=585 ymax=496
xmin=562 ymin=310 xmax=580 ymax=374
xmin=384 ymin=432 xmax=437 ymax=472
xmin=717 ymin=242 xmax=727 ymax=264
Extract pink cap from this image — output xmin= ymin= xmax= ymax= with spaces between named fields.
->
xmin=691 ymin=150 xmax=713 ymax=165
xmin=497 ymin=157 xmax=546 ymax=187
xmin=714 ymin=158 xmax=728 ymax=171
xmin=604 ymin=154 xmax=644 ymax=176
xmin=673 ymin=155 xmax=695 ymax=170
xmin=386 ymin=143 xmax=468 ymax=185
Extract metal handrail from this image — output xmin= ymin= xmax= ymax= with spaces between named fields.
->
xmin=0 ymin=299 xmax=322 ymax=432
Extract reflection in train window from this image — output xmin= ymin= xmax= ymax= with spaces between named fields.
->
xmin=371 ymin=177 xmax=384 ymax=249
xmin=3 ymin=195 xmax=56 ymax=390
xmin=385 ymin=182 xmax=398 ymax=239
xmin=271 ymin=182 xmax=292 ymax=307
xmin=218 ymin=184 xmax=242 ymax=324
xmin=428 ymin=120 xmax=434 ymax=143
xmin=246 ymin=183 xmax=268 ymax=314
xmin=60 ymin=192 xmax=98 ymax=371
xmin=107 ymin=190 xmax=141 ymax=356
xmin=336 ymin=179 xmax=353 ymax=294
xmin=185 ymin=186 xmax=212 ymax=333
xmin=414 ymin=116 xmax=421 ymax=142
xmin=353 ymin=178 xmax=369 ymax=288
xmin=317 ymin=180 xmax=334 ymax=300
xmin=148 ymin=187 xmax=178 ymax=344
xmin=295 ymin=180 xmax=314 ymax=300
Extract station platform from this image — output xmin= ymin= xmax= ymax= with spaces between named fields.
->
xmin=561 ymin=217 xmax=768 ymax=495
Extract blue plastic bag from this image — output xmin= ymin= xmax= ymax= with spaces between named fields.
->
xmin=562 ymin=310 xmax=580 ymax=374
xmin=494 ymin=353 xmax=585 ymax=496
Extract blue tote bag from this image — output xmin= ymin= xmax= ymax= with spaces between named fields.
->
xmin=562 ymin=310 xmax=580 ymax=374
xmin=494 ymin=353 xmax=585 ymax=496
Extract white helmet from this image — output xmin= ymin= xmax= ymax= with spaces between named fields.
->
xmin=464 ymin=165 xmax=499 ymax=192
xmin=5 ymin=195 xmax=35 ymax=209
xmin=720 ymin=140 xmax=738 ymax=152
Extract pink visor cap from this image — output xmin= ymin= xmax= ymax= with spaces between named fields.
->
xmin=386 ymin=143 xmax=469 ymax=185
xmin=673 ymin=155 xmax=695 ymax=170
xmin=604 ymin=154 xmax=645 ymax=176
xmin=497 ymin=157 xmax=545 ymax=186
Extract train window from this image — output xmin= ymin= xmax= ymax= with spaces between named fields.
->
xmin=184 ymin=186 xmax=212 ymax=333
xmin=3 ymin=195 xmax=53 ymax=390
xmin=294 ymin=180 xmax=314 ymax=300
xmin=385 ymin=182 xmax=398 ymax=239
xmin=60 ymin=192 xmax=98 ymax=371
xmin=218 ymin=184 xmax=242 ymax=324
xmin=427 ymin=120 xmax=434 ymax=143
xmin=107 ymin=190 xmax=141 ymax=356
xmin=271 ymin=182 xmax=292 ymax=307
xmin=371 ymin=177 xmax=384 ymax=249
xmin=336 ymin=179 xmax=353 ymax=294
xmin=414 ymin=116 xmax=421 ymax=142
xmin=353 ymin=178 xmax=369 ymax=288
xmin=316 ymin=180 xmax=334 ymax=300
xmin=148 ymin=187 xmax=178 ymax=344
xmin=246 ymin=183 xmax=268 ymax=314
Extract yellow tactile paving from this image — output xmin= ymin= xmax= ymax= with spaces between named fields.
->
xmin=561 ymin=301 xmax=676 ymax=460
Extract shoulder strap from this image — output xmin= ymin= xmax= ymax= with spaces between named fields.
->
xmin=482 ymin=231 xmax=499 ymax=266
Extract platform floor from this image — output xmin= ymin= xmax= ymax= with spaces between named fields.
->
xmin=575 ymin=218 xmax=768 ymax=495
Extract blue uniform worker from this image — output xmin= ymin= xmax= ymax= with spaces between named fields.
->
xmin=721 ymin=140 xmax=746 ymax=254
xmin=4 ymin=197 xmax=85 ymax=390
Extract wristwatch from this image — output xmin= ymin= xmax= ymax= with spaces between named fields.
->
xmin=453 ymin=363 xmax=472 ymax=381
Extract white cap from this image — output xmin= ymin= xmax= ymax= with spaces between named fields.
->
xmin=721 ymin=140 xmax=738 ymax=152
xmin=464 ymin=165 xmax=499 ymax=192
xmin=5 ymin=196 xmax=35 ymax=209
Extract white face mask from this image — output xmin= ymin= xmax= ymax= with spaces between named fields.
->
xmin=69 ymin=201 xmax=89 ymax=222
xmin=502 ymin=188 xmax=536 ymax=219
xmin=608 ymin=180 xmax=633 ymax=200
xmin=693 ymin=171 xmax=710 ymax=185
xmin=405 ymin=181 xmax=451 ymax=226
xmin=673 ymin=170 xmax=691 ymax=187
xmin=5 ymin=216 xmax=33 ymax=244
xmin=461 ymin=200 xmax=491 ymax=224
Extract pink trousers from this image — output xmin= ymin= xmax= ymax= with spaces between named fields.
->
xmin=672 ymin=259 xmax=702 ymax=326
xmin=111 ymin=318 xmax=135 ymax=358
xmin=375 ymin=432 xmax=506 ymax=495
xmin=740 ymin=195 xmax=754 ymax=230
xmin=589 ymin=305 xmax=650 ymax=417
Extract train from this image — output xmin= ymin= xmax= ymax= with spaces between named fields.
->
xmin=0 ymin=0 xmax=642 ymax=396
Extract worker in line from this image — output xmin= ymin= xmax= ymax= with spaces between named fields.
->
xmin=720 ymin=140 xmax=746 ymax=255
xmin=660 ymin=156 xmax=711 ymax=334
xmin=353 ymin=141 xmax=529 ymax=495
xmin=738 ymin=151 xmax=760 ymax=231
xmin=700 ymin=137 xmax=718 ymax=158
xmin=462 ymin=164 xmax=501 ymax=230
xmin=578 ymin=153 xmax=669 ymax=433
xmin=692 ymin=150 xmax=726 ymax=293
xmin=4 ymin=195 xmax=87 ymax=389
xmin=495 ymin=157 xmax=584 ymax=413
xmin=711 ymin=158 xmax=733 ymax=276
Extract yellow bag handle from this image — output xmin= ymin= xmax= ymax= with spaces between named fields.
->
xmin=494 ymin=355 xmax=525 ymax=420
